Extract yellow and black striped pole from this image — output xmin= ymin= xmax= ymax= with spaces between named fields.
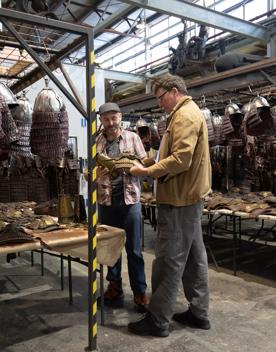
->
xmin=86 ymin=28 xmax=98 ymax=351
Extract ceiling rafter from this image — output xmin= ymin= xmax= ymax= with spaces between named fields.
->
xmin=121 ymin=0 xmax=270 ymax=42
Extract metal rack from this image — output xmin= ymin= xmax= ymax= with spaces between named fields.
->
xmin=0 ymin=8 xmax=98 ymax=351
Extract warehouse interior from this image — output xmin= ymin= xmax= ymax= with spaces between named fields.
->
xmin=0 ymin=0 xmax=276 ymax=351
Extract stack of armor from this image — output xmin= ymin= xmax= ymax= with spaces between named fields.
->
xmin=224 ymin=102 xmax=244 ymax=147
xmin=201 ymin=107 xmax=215 ymax=143
xmin=244 ymin=96 xmax=273 ymax=136
xmin=212 ymin=113 xmax=224 ymax=145
xmin=11 ymin=91 xmax=33 ymax=157
xmin=157 ymin=115 xmax=167 ymax=138
xmin=0 ymin=82 xmax=20 ymax=161
xmin=30 ymin=79 xmax=69 ymax=163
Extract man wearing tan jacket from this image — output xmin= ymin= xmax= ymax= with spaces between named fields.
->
xmin=128 ymin=74 xmax=212 ymax=337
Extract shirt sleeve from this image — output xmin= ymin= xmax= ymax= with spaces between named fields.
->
xmin=147 ymin=112 xmax=201 ymax=178
xmin=133 ymin=133 xmax=147 ymax=159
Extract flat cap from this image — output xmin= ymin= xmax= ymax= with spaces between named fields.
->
xmin=98 ymin=102 xmax=121 ymax=115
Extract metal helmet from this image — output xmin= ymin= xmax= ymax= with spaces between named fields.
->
xmin=224 ymin=103 xmax=242 ymax=116
xmin=252 ymin=95 xmax=270 ymax=109
xmin=241 ymin=102 xmax=253 ymax=115
xmin=136 ymin=118 xmax=148 ymax=129
xmin=0 ymin=82 xmax=18 ymax=106
xmin=33 ymin=78 xmax=65 ymax=112
xmin=11 ymin=91 xmax=33 ymax=122
xmin=149 ymin=121 xmax=157 ymax=129
xmin=201 ymin=107 xmax=212 ymax=121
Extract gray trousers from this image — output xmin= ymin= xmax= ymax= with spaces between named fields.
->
xmin=148 ymin=202 xmax=209 ymax=329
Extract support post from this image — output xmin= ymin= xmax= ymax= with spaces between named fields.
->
xmin=86 ymin=28 xmax=98 ymax=351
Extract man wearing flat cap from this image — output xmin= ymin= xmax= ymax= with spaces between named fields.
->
xmin=96 ymin=102 xmax=148 ymax=311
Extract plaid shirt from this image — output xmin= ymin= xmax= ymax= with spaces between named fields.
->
xmin=97 ymin=129 xmax=146 ymax=205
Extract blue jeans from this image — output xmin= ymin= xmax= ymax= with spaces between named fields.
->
xmin=98 ymin=198 xmax=147 ymax=294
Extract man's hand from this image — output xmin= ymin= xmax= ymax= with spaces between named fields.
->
xmin=130 ymin=164 xmax=149 ymax=176
xmin=97 ymin=165 xmax=110 ymax=178
xmin=83 ymin=166 xmax=109 ymax=181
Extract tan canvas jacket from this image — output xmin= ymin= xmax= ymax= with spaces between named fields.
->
xmin=147 ymin=96 xmax=212 ymax=206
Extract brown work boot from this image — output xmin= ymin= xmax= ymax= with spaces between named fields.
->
xmin=103 ymin=280 xmax=124 ymax=307
xmin=134 ymin=292 xmax=149 ymax=313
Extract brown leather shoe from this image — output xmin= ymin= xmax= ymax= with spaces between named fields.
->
xmin=103 ymin=280 xmax=124 ymax=307
xmin=134 ymin=292 xmax=149 ymax=313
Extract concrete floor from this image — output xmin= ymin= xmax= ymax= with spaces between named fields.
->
xmin=1 ymin=222 xmax=276 ymax=352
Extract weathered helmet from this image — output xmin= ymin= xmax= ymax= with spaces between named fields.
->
xmin=201 ymin=107 xmax=212 ymax=121
xmin=241 ymin=102 xmax=253 ymax=115
xmin=252 ymin=95 xmax=270 ymax=109
xmin=0 ymin=82 xmax=18 ymax=107
xmin=11 ymin=91 xmax=33 ymax=122
xmin=225 ymin=103 xmax=242 ymax=116
xmin=136 ymin=118 xmax=148 ymax=129
xmin=33 ymin=78 xmax=65 ymax=113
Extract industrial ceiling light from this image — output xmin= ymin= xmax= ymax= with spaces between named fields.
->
xmin=136 ymin=18 xmax=146 ymax=29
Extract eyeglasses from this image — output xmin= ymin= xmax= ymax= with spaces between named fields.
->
xmin=157 ymin=90 xmax=169 ymax=100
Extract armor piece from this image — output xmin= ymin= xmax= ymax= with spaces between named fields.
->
xmin=30 ymin=79 xmax=69 ymax=162
xmin=0 ymin=93 xmax=20 ymax=160
xmin=0 ymin=223 xmax=35 ymax=245
xmin=0 ymin=82 xmax=18 ymax=107
xmin=136 ymin=118 xmax=148 ymax=129
xmin=252 ymin=95 xmax=270 ymax=109
xmin=201 ymin=107 xmax=215 ymax=142
xmin=241 ymin=102 xmax=252 ymax=115
xmin=157 ymin=115 xmax=167 ymax=138
xmin=33 ymin=79 xmax=64 ymax=113
xmin=225 ymin=103 xmax=242 ymax=116
xmin=212 ymin=113 xmax=224 ymax=145
xmin=10 ymin=92 xmax=33 ymax=157
xmin=96 ymin=153 xmax=141 ymax=178
xmin=12 ymin=91 xmax=33 ymax=122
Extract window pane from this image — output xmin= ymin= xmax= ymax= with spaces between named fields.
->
xmin=245 ymin=0 xmax=268 ymax=20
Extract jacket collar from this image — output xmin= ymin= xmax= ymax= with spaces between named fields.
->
xmin=166 ymin=96 xmax=192 ymax=128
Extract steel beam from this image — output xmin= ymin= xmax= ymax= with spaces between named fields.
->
xmin=96 ymin=68 xmax=144 ymax=83
xmin=10 ymin=35 xmax=85 ymax=94
xmin=0 ymin=8 xmax=90 ymax=35
xmin=1 ymin=18 xmax=87 ymax=117
xmin=120 ymin=57 xmax=276 ymax=111
xmin=188 ymin=56 xmax=276 ymax=87
xmin=121 ymin=0 xmax=269 ymax=42
xmin=94 ymin=4 xmax=134 ymax=36
xmin=188 ymin=72 xmax=267 ymax=97
xmin=0 ymin=38 xmax=59 ymax=54
xmin=59 ymin=63 xmax=86 ymax=110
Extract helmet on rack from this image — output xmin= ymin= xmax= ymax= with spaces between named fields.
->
xmin=0 ymin=82 xmax=18 ymax=107
xmin=136 ymin=118 xmax=148 ymax=129
xmin=252 ymin=95 xmax=270 ymax=109
xmin=33 ymin=78 xmax=65 ymax=113
xmin=224 ymin=103 xmax=242 ymax=116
